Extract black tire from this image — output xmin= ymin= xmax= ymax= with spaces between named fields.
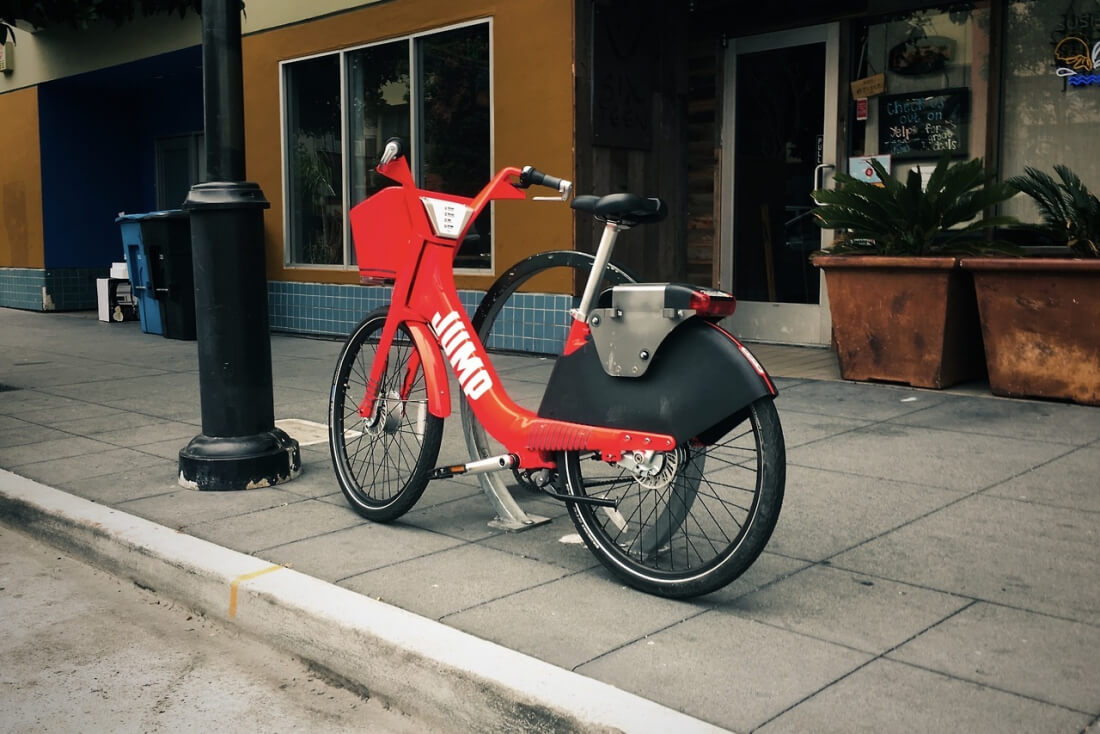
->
xmin=460 ymin=251 xmax=637 ymax=489
xmin=562 ymin=397 xmax=785 ymax=598
xmin=329 ymin=308 xmax=443 ymax=522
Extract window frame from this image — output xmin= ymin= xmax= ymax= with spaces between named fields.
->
xmin=278 ymin=18 xmax=495 ymax=273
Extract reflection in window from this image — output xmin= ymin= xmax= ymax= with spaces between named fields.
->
xmin=285 ymin=54 xmax=344 ymax=265
xmin=420 ymin=25 xmax=492 ymax=269
xmin=1001 ymin=1 xmax=1100 ymax=222
xmin=347 ymin=42 xmax=411 ymax=212
xmin=848 ymin=4 xmax=989 ymax=167
xmin=282 ymin=22 xmax=492 ymax=269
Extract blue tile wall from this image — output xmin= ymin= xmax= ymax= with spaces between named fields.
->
xmin=268 ymin=281 xmax=573 ymax=355
xmin=1 ymin=272 xmax=571 ymax=356
xmin=0 ymin=267 xmax=105 ymax=311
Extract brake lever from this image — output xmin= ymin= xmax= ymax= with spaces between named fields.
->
xmin=532 ymin=180 xmax=573 ymax=202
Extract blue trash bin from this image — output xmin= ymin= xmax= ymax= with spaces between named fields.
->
xmin=117 ymin=210 xmax=193 ymax=338
xmin=119 ymin=212 xmax=166 ymax=335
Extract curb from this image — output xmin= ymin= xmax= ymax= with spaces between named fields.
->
xmin=0 ymin=470 xmax=727 ymax=733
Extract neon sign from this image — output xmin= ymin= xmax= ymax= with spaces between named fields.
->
xmin=1051 ymin=4 xmax=1100 ymax=87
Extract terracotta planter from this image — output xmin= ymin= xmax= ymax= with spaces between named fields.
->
xmin=960 ymin=257 xmax=1100 ymax=406
xmin=812 ymin=255 xmax=985 ymax=389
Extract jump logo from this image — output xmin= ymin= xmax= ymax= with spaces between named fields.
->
xmin=430 ymin=311 xmax=493 ymax=400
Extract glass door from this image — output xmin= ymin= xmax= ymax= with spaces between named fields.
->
xmin=720 ymin=24 xmax=838 ymax=345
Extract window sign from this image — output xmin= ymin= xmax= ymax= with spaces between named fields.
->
xmin=1052 ymin=4 xmax=1100 ymax=88
xmin=848 ymin=154 xmax=891 ymax=184
xmin=877 ymin=88 xmax=969 ymax=159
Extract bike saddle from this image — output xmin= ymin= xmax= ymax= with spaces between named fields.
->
xmin=571 ymin=193 xmax=667 ymax=226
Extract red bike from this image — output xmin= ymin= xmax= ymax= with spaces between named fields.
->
xmin=328 ymin=139 xmax=785 ymax=598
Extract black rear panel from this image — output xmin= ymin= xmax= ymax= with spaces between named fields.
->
xmin=538 ymin=319 xmax=774 ymax=443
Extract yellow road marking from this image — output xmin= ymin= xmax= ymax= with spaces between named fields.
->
xmin=228 ymin=565 xmax=285 ymax=618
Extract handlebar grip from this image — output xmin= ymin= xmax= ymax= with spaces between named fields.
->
xmin=519 ymin=166 xmax=566 ymax=192
xmin=379 ymin=137 xmax=405 ymax=166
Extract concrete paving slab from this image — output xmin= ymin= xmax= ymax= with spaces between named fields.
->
xmin=57 ymin=460 xmax=181 ymax=505
xmin=116 ymin=486 xmax=307 ymax=529
xmin=733 ymin=564 xmax=971 ymax=654
xmin=757 ymin=658 xmax=1091 ymax=734
xmin=265 ymin=522 xmax=464 ymax=583
xmin=0 ymin=422 xmax=72 ymax=449
xmin=128 ymin=436 xmax=198 ymax=461
xmin=30 ymin=371 xmax=198 ymax=403
xmin=11 ymin=446 xmax=169 ymax=486
xmin=186 ymin=497 xmax=367 ymax=554
xmin=276 ymin=402 xmax=330 ymax=426
xmin=775 ymin=410 xmax=872 ymax=449
xmin=5 ymin=399 xmax=129 ymax=425
xmin=775 ymin=380 xmax=949 ymax=421
xmin=888 ymin=601 xmax=1100 ymax=713
xmin=0 ymin=361 xmax=164 ymax=388
xmin=576 ymin=610 xmax=871 ymax=733
xmin=444 ymin=570 xmax=706 ymax=670
xmin=341 ymin=542 xmax=573 ymax=619
xmin=832 ymin=494 xmax=1100 ymax=624
xmin=986 ymin=444 xmax=1100 ymax=512
xmin=0 ymin=435 xmax=113 ymax=468
xmin=789 ymin=423 xmax=1073 ymax=491
xmin=95 ymin=396 xmax=204 ymax=422
xmin=893 ymin=394 xmax=1100 ymax=446
xmin=476 ymin=517 xmax=603 ymax=572
xmin=766 ymin=465 xmax=967 ymax=561
xmin=681 ymin=551 xmax=811 ymax=608
xmin=396 ymin=493 xmax=511 ymax=542
xmin=91 ymin=419 xmax=202 ymax=448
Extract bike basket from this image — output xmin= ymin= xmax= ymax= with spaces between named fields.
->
xmin=350 ymin=187 xmax=414 ymax=284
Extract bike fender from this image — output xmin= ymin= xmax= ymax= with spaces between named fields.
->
xmin=537 ymin=318 xmax=775 ymax=443
xmin=405 ymin=321 xmax=451 ymax=418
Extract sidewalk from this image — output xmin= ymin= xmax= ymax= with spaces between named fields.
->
xmin=1 ymin=307 xmax=1098 ymax=733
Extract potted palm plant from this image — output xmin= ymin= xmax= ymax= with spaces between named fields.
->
xmin=810 ymin=155 xmax=1017 ymax=389
xmin=960 ymin=165 xmax=1100 ymax=405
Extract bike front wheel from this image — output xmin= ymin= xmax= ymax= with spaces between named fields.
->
xmin=561 ymin=397 xmax=785 ymax=598
xmin=329 ymin=308 xmax=443 ymax=522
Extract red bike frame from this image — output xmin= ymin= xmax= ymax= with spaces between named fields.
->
xmin=351 ymin=156 xmax=675 ymax=472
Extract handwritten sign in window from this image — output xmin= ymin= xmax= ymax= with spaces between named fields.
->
xmin=877 ymin=88 xmax=969 ymax=160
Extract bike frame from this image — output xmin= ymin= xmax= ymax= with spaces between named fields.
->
xmin=356 ymin=156 xmax=675 ymax=472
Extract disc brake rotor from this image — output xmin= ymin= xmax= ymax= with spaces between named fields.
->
xmin=620 ymin=447 xmax=685 ymax=490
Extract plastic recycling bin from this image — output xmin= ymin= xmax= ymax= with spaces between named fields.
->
xmin=118 ymin=213 xmax=164 ymax=335
xmin=116 ymin=210 xmax=196 ymax=340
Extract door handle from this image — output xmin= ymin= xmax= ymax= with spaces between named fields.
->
xmin=813 ymin=163 xmax=835 ymax=193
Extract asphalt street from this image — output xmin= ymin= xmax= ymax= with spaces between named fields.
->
xmin=0 ymin=524 xmax=428 ymax=733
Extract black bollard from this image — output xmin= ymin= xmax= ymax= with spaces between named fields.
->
xmin=178 ymin=0 xmax=300 ymax=490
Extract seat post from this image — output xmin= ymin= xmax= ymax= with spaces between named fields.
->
xmin=572 ymin=220 xmax=626 ymax=323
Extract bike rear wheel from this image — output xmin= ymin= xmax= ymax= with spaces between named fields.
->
xmin=561 ymin=397 xmax=785 ymax=598
xmin=329 ymin=308 xmax=443 ymax=522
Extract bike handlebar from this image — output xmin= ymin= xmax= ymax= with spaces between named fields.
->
xmin=518 ymin=166 xmax=573 ymax=199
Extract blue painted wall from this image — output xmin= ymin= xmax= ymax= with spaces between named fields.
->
xmin=38 ymin=46 xmax=203 ymax=269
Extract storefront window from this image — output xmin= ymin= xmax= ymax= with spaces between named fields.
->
xmin=282 ymin=22 xmax=491 ymax=269
xmin=285 ymin=54 xmax=343 ymax=266
xmin=1001 ymin=0 xmax=1100 ymax=222
xmin=347 ymin=41 xmax=411 ymax=266
xmin=849 ymin=4 xmax=990 ymax=176
xmin=419 ymin=26 xmax=492 ymax=269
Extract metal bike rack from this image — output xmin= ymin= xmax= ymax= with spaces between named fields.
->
xmin=460 ymin=250 xmax=636 ymax=531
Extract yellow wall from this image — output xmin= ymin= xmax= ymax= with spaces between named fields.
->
xmin=242 ymin=0 xmax=574 ymax=292
xmin=0 ymin=86 xmax=44 ymax=268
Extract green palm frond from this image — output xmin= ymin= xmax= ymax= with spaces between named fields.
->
xmin=813 ymin=155 xmax=1019 ymax=256
xmin=1008 ymin=165 xmax=1100 ymax=257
